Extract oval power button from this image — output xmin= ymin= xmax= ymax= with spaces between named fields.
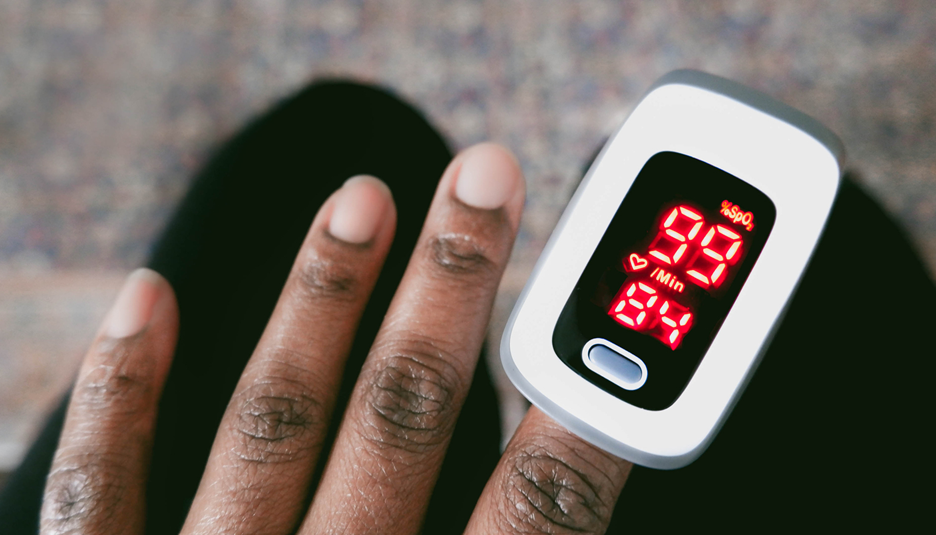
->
xmin=582 ymin=338 xmax=648 ymax=391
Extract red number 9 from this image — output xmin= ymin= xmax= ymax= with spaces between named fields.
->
xmin=685 ymin=224 xmax=743 ymax=289
xmin=648 ymin=206 xmax=704 ymax=266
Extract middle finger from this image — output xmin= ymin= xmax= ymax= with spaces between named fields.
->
xmin=181 ymin=176 xmax=396 ymax=535
xmin=302 ymin=143 xmax=525 ymax=534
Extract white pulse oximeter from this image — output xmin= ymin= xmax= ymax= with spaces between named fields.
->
xmin=501 ymin=70 xmax=844 ymax=469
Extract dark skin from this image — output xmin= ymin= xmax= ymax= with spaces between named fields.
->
xmin=40 ymin=143 xmax=632 ymax=535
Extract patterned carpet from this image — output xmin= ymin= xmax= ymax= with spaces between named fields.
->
xmin=1 ymin=0 xmax=935 ymax=470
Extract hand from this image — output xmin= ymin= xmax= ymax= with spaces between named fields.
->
xmin=40 ymin=143 xmax=632 ymax=535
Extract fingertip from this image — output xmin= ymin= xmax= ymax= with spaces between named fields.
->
xmin=453 ymin=142 xmax=525 ymax=212
xmin=328 ymin=175 xmax=396 ymax=244
xmin=48 ymin=267 xmax=179 ymax=535
xmin=102 ymin=268 xmax=171 ymax=339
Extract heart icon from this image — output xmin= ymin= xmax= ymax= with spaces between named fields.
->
xmin=628 ymin=253 xmax=648 ymax=271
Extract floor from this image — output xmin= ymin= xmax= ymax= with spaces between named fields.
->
xmin=2 ymin=0 xmax=935 ymax=475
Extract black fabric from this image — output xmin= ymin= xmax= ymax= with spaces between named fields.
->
xmin=2 ymin=81 xmax=933 ymax=533
xmin=609 ymin=177 xmax=936 ymax=532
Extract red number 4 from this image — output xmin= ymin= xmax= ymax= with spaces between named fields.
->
xmin=656 ymin=299 xmax=693 ymax=349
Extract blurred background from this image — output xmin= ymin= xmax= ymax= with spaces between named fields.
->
xmin=1 ymin=0 xmax=935 ymax=482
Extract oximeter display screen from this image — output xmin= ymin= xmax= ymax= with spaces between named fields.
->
xmin=552 ymin=151 xmax=776 ymax=410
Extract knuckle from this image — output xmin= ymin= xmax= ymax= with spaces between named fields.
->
xmin=74 ymin=338 xmax=153 ymax=413
xmin=427 ymin=232 xmax=497 ymax=277
xmin=229 ymin=370 xmax=327 ymax=465
xmin=495 ymin=440 xmax=615 ymax=535
xmin=42 ymin=455 xmax=128 ymax=534
xmin=293 ymin=252 xmax=358 ymax=300
xmin=360 ymin=340 xmax=462 ymax=456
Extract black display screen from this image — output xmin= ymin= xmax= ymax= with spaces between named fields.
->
xmin=552 ymin=152 xmax=776 ymax=410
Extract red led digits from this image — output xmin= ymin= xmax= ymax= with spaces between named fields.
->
xmin=684 ymin=224 xmax=743 ymax=289
xmin=657 ymin=299 xmax=693 ymax=349
xmin=608 ymin=202 xmax=748 ymax=350
xmin=648 ymin=206 xmax=703 ymax=266
xmin=608 ymin=285 xmax=694 ymax=349
xmin=609 ymin=282 xmax=659 ymax=329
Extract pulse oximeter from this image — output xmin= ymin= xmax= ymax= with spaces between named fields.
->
xmin=501 ymin=70 xmax=844 ymax=469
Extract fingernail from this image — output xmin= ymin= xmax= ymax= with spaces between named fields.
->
xmin=328 ymin=175 xmax=392 ymax=244
xmin=104 ymin=268 xmax=164 ymax=338
xmin=454 ymin=143 xmax=521 ymax=210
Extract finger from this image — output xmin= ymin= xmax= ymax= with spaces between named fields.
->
xmin=180 ymin=176 xmax=396 ymax=535
xmin=464 ymin=407 xmax=633 ymax=535
xmin=302 ymin=143 xmax=525 ymax=534
xmin=41 ymin=269 xmax=179 ymax=535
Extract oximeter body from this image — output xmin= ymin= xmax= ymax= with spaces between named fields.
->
xmin=501 ymin=70 xmax=844 ymax=469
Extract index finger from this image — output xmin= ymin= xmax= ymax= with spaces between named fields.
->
xmin=465 ymin=407 xmax=633 ymax=535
